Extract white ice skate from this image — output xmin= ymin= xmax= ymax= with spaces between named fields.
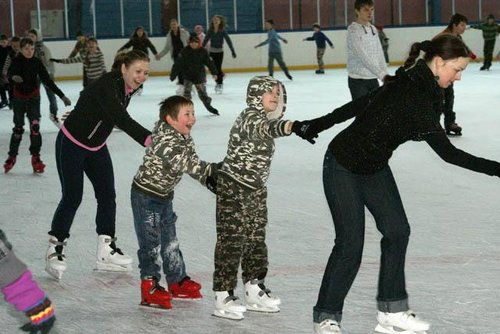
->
xmin=45 ymin=235 xmax=67 ymax=280
xmin=375 ymin=310 xmax=430 ymax=334
xmin=314 ymin=319 xmax=344 ymax=334
xmin=95 ymin=235 xmax=133 ymax=271
xmin=175 ymin=84 xmax=184 ymax=95
xmin=213 ymin=290 xmax=247 ymax=320
xmin=215 ymin=84 xmax=223 ymax=94
xmin=244 ymin=279 xmax=280 ymax=313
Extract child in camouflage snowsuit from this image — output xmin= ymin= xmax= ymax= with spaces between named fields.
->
xmin=212 ymin=76 xmax=296 ymax=320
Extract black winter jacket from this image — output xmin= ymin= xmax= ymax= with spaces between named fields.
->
xmin=8 ymin=54 xmax=64 ymax=98
xmin=63 ymin=71 xmax=151 ymax=148
xmin=170 ymin=46 xmax=217 ymax=84
xmin=315 ymin=59 xmax=500 ymax=176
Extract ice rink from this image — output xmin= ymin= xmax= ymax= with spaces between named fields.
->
xmin=1 ymin=63 xmax=499 ymax=333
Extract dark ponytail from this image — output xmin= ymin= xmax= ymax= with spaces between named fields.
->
xmin=112 ymin=49 xmax=149 ymax=72
xmin=404 ymin=34 xmax=469 ymax=69
xmin=384 ymin=34 xmax=469 ymax=84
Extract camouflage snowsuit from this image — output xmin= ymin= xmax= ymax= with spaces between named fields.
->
xmin=213 ymin=76 xmax=291 ymax=291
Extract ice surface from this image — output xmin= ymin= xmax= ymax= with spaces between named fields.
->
xmin=1 ymin=64 xmax=499 ymax=333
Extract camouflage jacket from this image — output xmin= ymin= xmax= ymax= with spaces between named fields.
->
xmin=132 ymin=121 xmax=214 ymax=200
xmin=220 ymin=76 xmax=291 ymax=190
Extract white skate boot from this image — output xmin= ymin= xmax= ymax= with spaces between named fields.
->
xmin=175 ymin=84 xmax=184 ymax=95
xmin=95 ymin=235 xmax=133 ymax=271
xmin=213 ymin=290 xmax=247 ymax=320
xmin=215 ymin=84 xmax=223 ymax=94
xmin=375 ymin=310 xmax=430 ymax=334
xmin=244 ymin=279 xmax=280 ymax=313
xmin=45 ymin=235 xmax=67 ymax=280
xmin=314 ymin=319 xmax=345 ymax=334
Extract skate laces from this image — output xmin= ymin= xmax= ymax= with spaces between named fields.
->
xmin=251 ymin=279 xmax=273 ymax=297
xmin=223 ymin=290 xmax=240 ymax=304
xmin=107 ymin=237 xmax=125 ymax=255
xmin=48 ymin=238 xmax=67 ymax=261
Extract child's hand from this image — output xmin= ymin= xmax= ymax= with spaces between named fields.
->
xmin=11 ymin=75 xmax=23 ymax=83
xmin=206 ymin=176 xmax=217 ymax=194
xmin=61 ymin=96 xmax=71 ymax=106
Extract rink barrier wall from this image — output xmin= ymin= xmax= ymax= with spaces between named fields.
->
xmin=47 ymin=25 xmax=496 ymax=81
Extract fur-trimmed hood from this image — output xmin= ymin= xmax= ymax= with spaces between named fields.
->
xmin=246 ymin=75 xmax=287 ymax=120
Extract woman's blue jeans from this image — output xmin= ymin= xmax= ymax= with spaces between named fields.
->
xmin=313 ymin=150 xmax=410 ymax=323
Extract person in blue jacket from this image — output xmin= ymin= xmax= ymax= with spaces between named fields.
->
xmin=303 ymin=23 xmax=334 ymax=74
xmin=255 ymin=19 xmax=293 ymax=81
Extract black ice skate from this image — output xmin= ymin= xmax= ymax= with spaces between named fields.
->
xmin=445 ymin=122 xmax=462 ymax=136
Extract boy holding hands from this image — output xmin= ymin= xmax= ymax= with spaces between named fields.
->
xmin=131 ymin=95 xmax=217 ymax=309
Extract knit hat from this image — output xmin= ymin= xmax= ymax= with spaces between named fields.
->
xmin=189 ymin=32 xmax=199 ymax=43
xmin=312 ymin=23 xmax=320 ymax=29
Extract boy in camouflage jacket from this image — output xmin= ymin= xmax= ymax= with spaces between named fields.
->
xmin=212 ymin=76 xmax=296 ymax=320
xmin=131 ymin=95 xmax=217 ymax=309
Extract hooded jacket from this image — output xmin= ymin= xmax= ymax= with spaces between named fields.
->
xmin=132 ymin=121 xmax=215 ymax=200
xmin=219 ymin=76 xmax=292 ymax=189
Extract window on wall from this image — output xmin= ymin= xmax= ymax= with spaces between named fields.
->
xmin=236 ymin=0 xmax=263 ymax=32
xmin=1 ymin=0 xmax=496 ymax=39
xmin=263 ymin=0 xmax=291 ymax=30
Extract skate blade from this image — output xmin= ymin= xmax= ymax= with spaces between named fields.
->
xmin=212 ymin=309 xmax=245 ymax=320
xmin=172 ymin=293 xmax=203 ymax=300
xmin=245 ymin=303 xmax=280 ymax=313
xmin=375 ymin=324 xmax=426 ymax=334
xmin=95 ymin=262 xmax=132 ymax=272
xmin=45 ymin=266 xmax=64 ymax=280
xmin=140 ymin=301 xmax=172 ymax=310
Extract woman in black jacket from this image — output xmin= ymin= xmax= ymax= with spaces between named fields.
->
xmin=292 ymin=34 xmax=500 ymax=334
xmin=117 ymin=26 xmax=158 ymax=57
xmin=45 ymin=50 xmax=152 ymax=281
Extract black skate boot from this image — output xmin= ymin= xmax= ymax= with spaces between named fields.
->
xmin=31 ymin=154 xmax=46 ymax=173
xmin=207 ymin=106 xmax=219 ymax=116
xmin=4 ymin=155 xmax=16 ymax=173
xmin=315 ymin=69 xmax=325 ymax=74
xmin=445 ymin=122 xmax=462 ymax=136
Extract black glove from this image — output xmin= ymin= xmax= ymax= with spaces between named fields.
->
xmin=291 ymin=120 xmax=321 ymax=144
xmin=231 ymin=51 xmax=237 ymax=58
xmin=206 ymin=175 xmax=217 ymax=194
xmin=49 ymin=58 xmax=61 ymax=63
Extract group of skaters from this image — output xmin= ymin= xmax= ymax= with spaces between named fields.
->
xmin=1 ymin=1 xmax=500 ymax=333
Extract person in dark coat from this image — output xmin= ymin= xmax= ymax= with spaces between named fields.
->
xmin=291 ymin=34 xmax=500 ymax=334
xmin=171 ymin=34 xmax=219 ymax=115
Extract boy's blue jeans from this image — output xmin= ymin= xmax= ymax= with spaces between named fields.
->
xmin=313 ymin=150 xmax=410 ymax=324
xmin=130 ymin=187 xmax=186 ymax=284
